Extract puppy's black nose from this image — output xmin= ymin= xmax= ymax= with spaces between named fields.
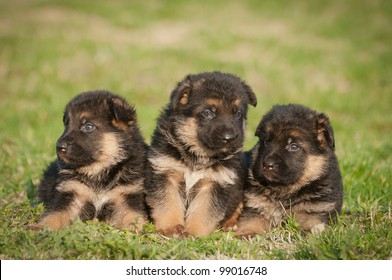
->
xmin=56 ymin=141 xmax=68 ymax=153
xmin=263 ymin=159 xmax=277 ymax=170
xmin=220 ymin=132 xmax=237 ymax=144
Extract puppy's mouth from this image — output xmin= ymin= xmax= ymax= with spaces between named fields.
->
xmin=56 ymin=150 xmax=70 ymax=163
xmin=202 ymin=143 xmax=242 ymax=156
xmin=212 ymin=144 xmax=241 ymax=152
xmin=56 ymin=149 xmax=94 ymax=168
xmin=257 ymin=167 xmax=302 ymax=187
xmin=260 ymin=171 xmax=281 ymax=184
xmin=57 ymin=153 xmax=81 ymax=167
xmin=199 ymin=135 xmax=242 ymax=152
xmin=215 ymin=147 xmax=243 ymax=160
xmin=253 ymin=166 xmax=283 ymax=185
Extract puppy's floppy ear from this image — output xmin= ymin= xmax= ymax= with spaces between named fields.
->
xmin=110 ymin=97 xmax=136 ymax=128
xmin=170 ymin=75 xmax=192 ymax=111
xmin=316 ymin=113 xmax=335 ymax=150
xmin=250 ymin=142 xmax=260 ymax=166
xmin=242 ymin=81 xmax=257 ymax=107
xmin=254 ymin=121 xmax=264 ymax=138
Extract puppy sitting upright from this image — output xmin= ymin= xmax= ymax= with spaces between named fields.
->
xmin=34 ymin=90 xmax=148 ymax=231
xmin=237 ymin=104 xmax=343 ymax=237
xmin=145 ymin=71 xmax=257 ymax=237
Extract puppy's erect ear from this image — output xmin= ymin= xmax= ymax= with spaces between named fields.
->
xmin=254 ymin=121 xmax=264 ymax=138
xmin=242 ymin=81 xmax=257 ymax=107
xmin=110 ymin=97 xmax=136 ymax=129
xmin=170 ymin=75 xmax=192 ymax=111
xmin=250 ymin=142 xmax=260 ymax=166
xmin=255 ymin=123 xmax=262 ymax=138
xmin=316 ymin=113 xmax=335 ymax=150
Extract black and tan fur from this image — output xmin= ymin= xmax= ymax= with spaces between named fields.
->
xmin=236 ymin=104 xmax=343 ymax=237
xmin=145 ymin=71 xmax=257 ymax=237
xmin=32 ymin=90 xmax=148 ymax=231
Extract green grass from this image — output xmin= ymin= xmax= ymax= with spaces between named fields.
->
xmin=0 ymin=0 xmax=391 ymax=259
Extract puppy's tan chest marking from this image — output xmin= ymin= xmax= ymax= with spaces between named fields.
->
xmin=150 ymin=153 xmax=237 ymax=196
xmin=246 ymin=194 xmax=285 ymax=224
xmin=184 ymin=167 xmax=237 ymax=194
xmin=57 ymin=180 xmax=142 ymax=213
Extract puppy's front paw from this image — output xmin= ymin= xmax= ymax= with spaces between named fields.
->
xmin=222 ymin=223 xmax=238 ymax=232
xmin=159 ymin=224 xmax=188 ymax=238
xmin=26 ymin=223 xmax=44 ymax=231
xmin=310 ymin=223 xmax=326 ymax=234
xmin=235 ymin=217 xmax=269 ymax=239
xmin=235 ymin=229 xmax=258 ymax=240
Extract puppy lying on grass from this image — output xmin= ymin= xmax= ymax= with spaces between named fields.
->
xmin=237 ymin=104 xmax=343 ymax=237
xmin=32 ymin=90 xmax=148 ymax=231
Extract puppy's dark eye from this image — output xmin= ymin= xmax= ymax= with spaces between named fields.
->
xmin=286 ymin=143 xmax=300 ymax=152
xmin=82 ymin=123 xmax=96 ymax=133
xmin=263 ymin=140 xmax=270 ymax=146
xmin=235 ymin=110 xmax=242 ymax=119
xmin=202 ymin=110 xmax=215 ymax=119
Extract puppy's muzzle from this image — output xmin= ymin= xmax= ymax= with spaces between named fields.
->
xmin=219 ymin=130 xmax=238 ymax=144
xmin=263 ymin=158 xmax=278 ymax=170
xmin=56 ymin=140 xmax=68 ymax=155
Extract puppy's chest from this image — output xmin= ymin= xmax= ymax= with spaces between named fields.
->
xmin=246 ymin=183 xmax=317 ymax=223
xmin=182 ymin=166 xmax=237 ymax=195
xmin=183 ymin=169 xmax=205 ymax=194
xmin=57 ymin=180 xmax=137 ymax=210
xmin=151 ymin=154 xmax=237 ymax=195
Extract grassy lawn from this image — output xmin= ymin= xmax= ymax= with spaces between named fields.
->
xmin=0 ymin=0 xmax=391 ymax=259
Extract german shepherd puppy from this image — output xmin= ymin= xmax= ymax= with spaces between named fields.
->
xmin=145 ymin=71 xmax=257 ymax=237
xmin=33 ymin=90 xmax=148 ymax=231
xmin=236 ymin=104 xmax=343 ymax=237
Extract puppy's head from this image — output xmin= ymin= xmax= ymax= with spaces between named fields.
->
xmin=169 ymin=71 xmax=257 ymax=157
xmin=56 ymin=90 xmax=139 ymax=174
xmin=252 ymin=104 xmax=335 ymax=186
